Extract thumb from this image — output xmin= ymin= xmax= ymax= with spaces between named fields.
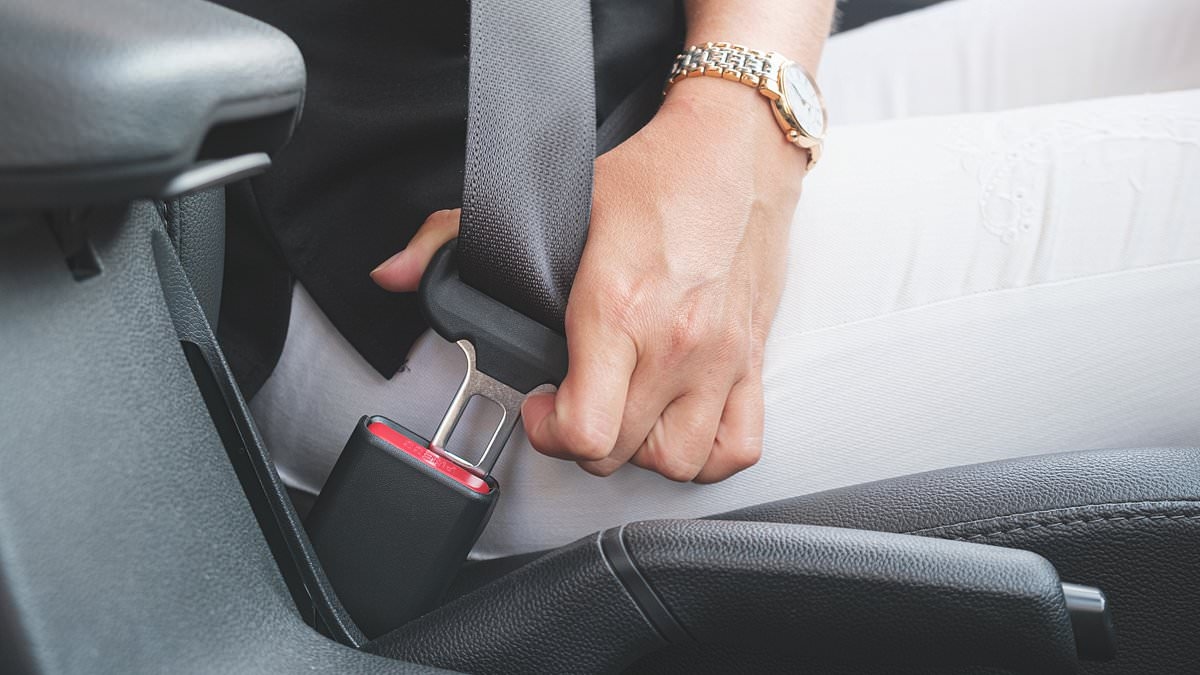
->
xmin=371 ymin=208 xmax=461 ymax=292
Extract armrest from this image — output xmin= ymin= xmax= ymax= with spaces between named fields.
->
xmin=0 ymin=0 xmax=305 ymax=207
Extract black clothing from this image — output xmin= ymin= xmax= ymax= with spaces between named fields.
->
xmin=212 ymin=0 xmax=681 ymax=396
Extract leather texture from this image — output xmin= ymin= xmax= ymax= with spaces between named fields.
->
xmin=0 ymin=0 xmax=304 ymax=206
xmin=373 ymin=518 xmax=1081 ymax=674
xmin=367 ymin=533 xmax=664 ymax=673
xmin=417 ymin=447 xmax=1199 ymax=674
xmin=714 ymin=446 xmax=1200 ymax=533
xmin=672 ymin=447 xmax=1200 ymax=675
xmin=0 ymin=204 xmax=447 ymax=674
xmin=159 ymin=189 xmax=226 ymax=328
xmin=622 ymin=519 xmax=1077 ymax=674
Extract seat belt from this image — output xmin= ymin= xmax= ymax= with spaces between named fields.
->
xmin=304 ymin=0 xmax=595 ymax=638
xmin=417 ymin=0 xmax=596 ymax=460
xmin=456 ymin=0 xmax=596 ymax=332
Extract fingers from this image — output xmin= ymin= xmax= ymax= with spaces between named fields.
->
xmin=693 ymin=371 xmax=764 ymax=484
xmin=576 ymin=372 xmax=765 ymax=483
xmin=522 ymin=319 xmax=638 ymax=464
xmin=628 ymin=390 xmax=727 ymax=482
xmin=576 ymin=368 xmax=678 ymax=477
xmin=370 ymin=208 xmax=461 ymax=292
xmin=525 ymin=273 xmax=765 ymax=482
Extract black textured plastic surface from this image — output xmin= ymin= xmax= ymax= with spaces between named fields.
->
xmin=419 ymin=242 xmax=568 ymax=391
xmin=151 ymin=203 xmax=366 ymax=648
xmin=599 ymin=526 xmax=692 ymax=645
xmin=374 ymin=517 xmax=1080 ymax=674
xmin=159 ymin=189 xmax=226 ymax=328
xmin=0 ymin=204 xmax=446 ymax=674
xmin=306 ymin=417 xmax=498 ymax=638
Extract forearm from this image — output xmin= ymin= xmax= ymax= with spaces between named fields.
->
xmin=682 ymin=0 xmax=837 ymax=75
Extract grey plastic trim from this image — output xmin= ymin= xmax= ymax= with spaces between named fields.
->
xmin=0 ymin=0 xmax=304 ymax=208
xmin=160 ymin=154 xmax=271 ymax=198
xmin=1062 ymin=582 xmax=1115 ymax=661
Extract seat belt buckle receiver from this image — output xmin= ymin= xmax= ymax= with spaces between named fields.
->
xmin=366 ymin=417 xmax=492 ymax=495
xmin=304 ymin=240 xmax=568 ymax=638
xmin=305 ymin=415 xmax=500 ymax=638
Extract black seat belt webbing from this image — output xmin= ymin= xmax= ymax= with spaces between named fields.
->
xmin=458 ymin=0 xmax=596 ymax=332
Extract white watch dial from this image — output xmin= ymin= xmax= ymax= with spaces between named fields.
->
xmin=782 ymin=63 xmax=825 ymax=139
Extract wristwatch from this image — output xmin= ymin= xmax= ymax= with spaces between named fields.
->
xmin=666 ymin=42 xmax=827 ymax=170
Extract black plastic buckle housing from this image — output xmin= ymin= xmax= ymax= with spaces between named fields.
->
xmin=419 ymin=240 xmax=567 ymax=393
xmin=305 ymin=416 xmax=499 ymax=638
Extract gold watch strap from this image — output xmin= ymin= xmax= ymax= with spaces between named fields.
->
xmin=666 ymin=42 xmax=779 ymax=90
xmin=665 ymin=42 xmax=824 ymax=171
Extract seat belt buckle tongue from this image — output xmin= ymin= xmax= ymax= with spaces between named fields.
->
xmin=415 ymin=239 xmax=569 ymax=475
xmin=431 ymin=338 xmax=553 ymax=478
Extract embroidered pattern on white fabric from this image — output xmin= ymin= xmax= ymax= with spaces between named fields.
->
xmin=945 ymin=107 xmax=1200 ymax=244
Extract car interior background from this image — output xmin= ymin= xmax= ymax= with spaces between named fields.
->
xmin=2 ymin=0 xmax=1198 ymax=674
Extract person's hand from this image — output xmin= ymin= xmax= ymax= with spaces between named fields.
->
xmin=373 ymin=81 xmax=807 ymax=482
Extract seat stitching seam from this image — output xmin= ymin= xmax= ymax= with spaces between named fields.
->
xmin=925 ymin=512 xmax=1200 ymax=542
xmin=902 ymin=499 xmax=1200 ymax=536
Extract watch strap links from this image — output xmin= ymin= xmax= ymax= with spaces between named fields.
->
xmin=667 ymin=42 xmax=779 ymax=89
xmin=665 ymin=41 xmax=825 ymax=171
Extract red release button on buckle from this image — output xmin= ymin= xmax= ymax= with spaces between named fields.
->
xmin=367 ymin=421 xmax=491 ymax=495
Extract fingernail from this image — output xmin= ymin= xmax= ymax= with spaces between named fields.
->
xmin=371 ymin=249 xmax=407 ymax=276
xmin=520 ymin=391 xmax=553 ymax=415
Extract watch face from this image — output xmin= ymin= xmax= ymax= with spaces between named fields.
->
xmin=782 ymin=63 xmax=825 ymax=139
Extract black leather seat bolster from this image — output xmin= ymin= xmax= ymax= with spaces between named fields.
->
xmin=714 ymin=446 xmax=1200 ymax=533
xmin=459 ymin=447 xmax=1200 ymax=594
xmin=701 ymin=446 xmax=1200 ymax=674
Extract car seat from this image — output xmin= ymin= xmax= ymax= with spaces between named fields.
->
xmin=1 ymin=1 xmax=1197 ymax=673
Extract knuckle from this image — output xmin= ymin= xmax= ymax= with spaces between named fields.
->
xmin=667 ymin=310 xmax=707 ymax=354
xmin=600 ymin=279 xmax=642 ymax=329
xmin=659 ymin=456 xmax=705 ymax=482
xmin=560 ymin=418 xmax=615 ymax=461
xmin=727 ymin=439 xmax=763 ymax=471
xmin=580 ymin=458 xmax=621 ymax=477
xmin=648 ymin=441 xmax=707 ymax=482
xmin=566 ymin=277 xmax=637 ymax=333
xmin=717 ymin=325 xmax=751 ymax=363
xmin=662 ymin=300 xmax=753 ymax=367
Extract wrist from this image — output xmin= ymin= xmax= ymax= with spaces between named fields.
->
xmin=659 ymin=77 xmax=809 ymax=193
xmin=681 ymin=1 xmax=835 ymax=76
